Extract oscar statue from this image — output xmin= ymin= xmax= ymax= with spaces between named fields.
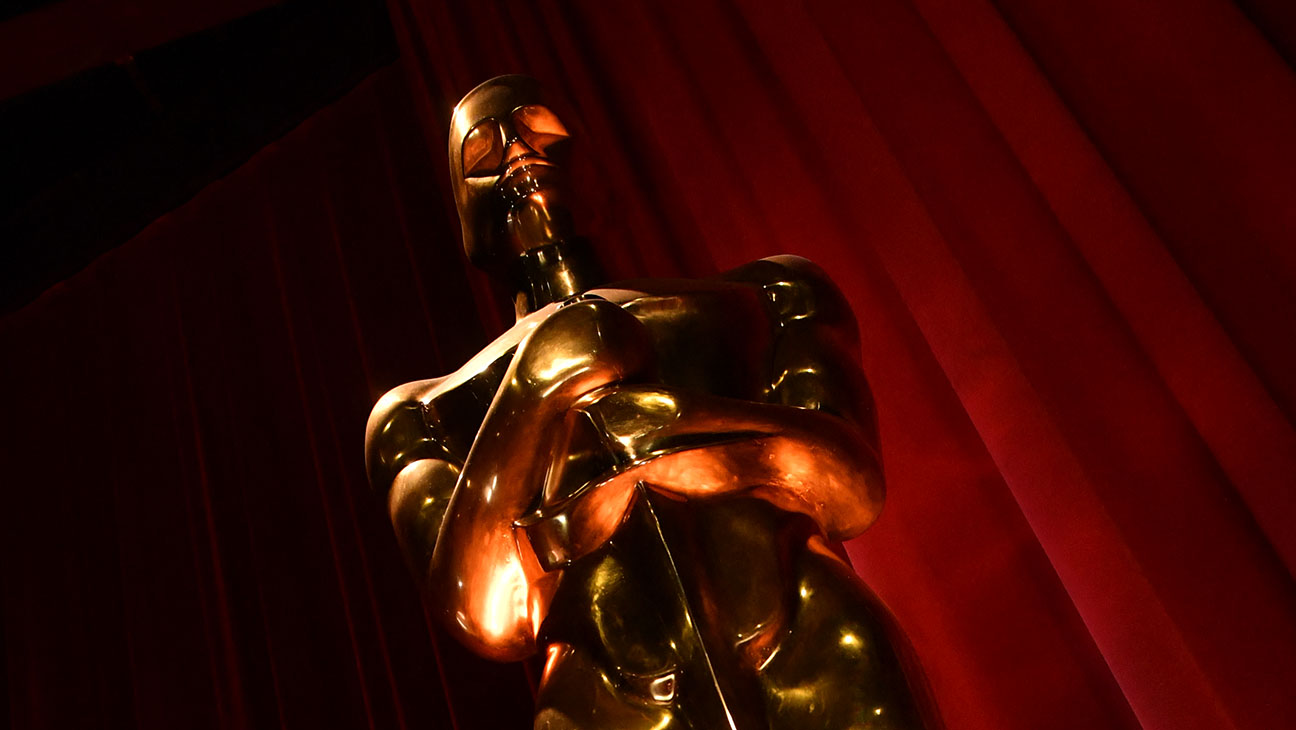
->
xmin=366 ymin=75 xmax=939 ymax=729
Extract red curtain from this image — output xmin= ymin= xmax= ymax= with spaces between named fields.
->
xmin=4 ymin=1 xmax=1295 ymax=729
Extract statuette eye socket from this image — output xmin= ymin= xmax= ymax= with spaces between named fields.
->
xmin=463 ymin=119 xmax=505 ymax=178
xmin=512 ymin=105 xmax=569 ymax=155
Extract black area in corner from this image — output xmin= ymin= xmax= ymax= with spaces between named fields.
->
xmin=0 ymin=0 xmax=399 ymax=313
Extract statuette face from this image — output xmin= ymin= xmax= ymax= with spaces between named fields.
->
xmin=449 ymin=75 xmax=575 ymax=270
xmin=368 ymin=75 xmax=939 ymax=729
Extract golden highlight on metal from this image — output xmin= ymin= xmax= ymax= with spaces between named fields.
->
xmin=366 ymin=74 xmax=938 ymax=729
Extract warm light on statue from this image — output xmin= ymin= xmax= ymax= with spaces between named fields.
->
xmin=366 ymin=75 xmax=940 ymax=728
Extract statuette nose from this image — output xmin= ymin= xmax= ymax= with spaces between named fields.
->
xmin=502 ymin=137 xmax=543 ymax=178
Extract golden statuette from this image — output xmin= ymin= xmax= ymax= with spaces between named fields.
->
xmin=366 ymin=75 xmax=939 ymax=729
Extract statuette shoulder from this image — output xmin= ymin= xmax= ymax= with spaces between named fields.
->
xmin=364 ymin=379 xmax=455 ymax=494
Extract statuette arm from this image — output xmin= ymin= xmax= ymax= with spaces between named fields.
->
xmin=428 ymin=298 xmax=657 ymax=660
xmin=572 ymin=384 xmax=883 ymax=539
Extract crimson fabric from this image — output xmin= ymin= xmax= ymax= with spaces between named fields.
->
xmin=3 ymin=2 xmax=1295 ymax=729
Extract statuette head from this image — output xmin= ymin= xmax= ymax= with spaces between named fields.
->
xmin=449 ymin=75 xmax=575 ymax=272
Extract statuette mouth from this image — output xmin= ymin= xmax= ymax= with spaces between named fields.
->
xmin=501 ymin=153 xmax=556 ymax=183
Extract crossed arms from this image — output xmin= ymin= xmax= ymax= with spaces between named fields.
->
xmin=365 ymin=257 xmax=883 ymax=661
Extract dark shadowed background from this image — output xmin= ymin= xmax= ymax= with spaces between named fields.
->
xmin=2 ymin=1 xmax=1295 ymax=729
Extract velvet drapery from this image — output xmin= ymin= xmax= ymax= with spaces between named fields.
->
xmin=3 ymin=1 xmax=1294 ymax=729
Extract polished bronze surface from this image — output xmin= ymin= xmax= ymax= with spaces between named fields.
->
xmin=366 ymin=75 xmax=938 ymax=728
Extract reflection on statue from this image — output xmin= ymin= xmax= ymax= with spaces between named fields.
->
xmin=365 ymin=75 xmax=938 ymax=729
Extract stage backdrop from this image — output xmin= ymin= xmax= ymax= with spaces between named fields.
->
xmin=4 ymin=1 xmax=1295 ymax=729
